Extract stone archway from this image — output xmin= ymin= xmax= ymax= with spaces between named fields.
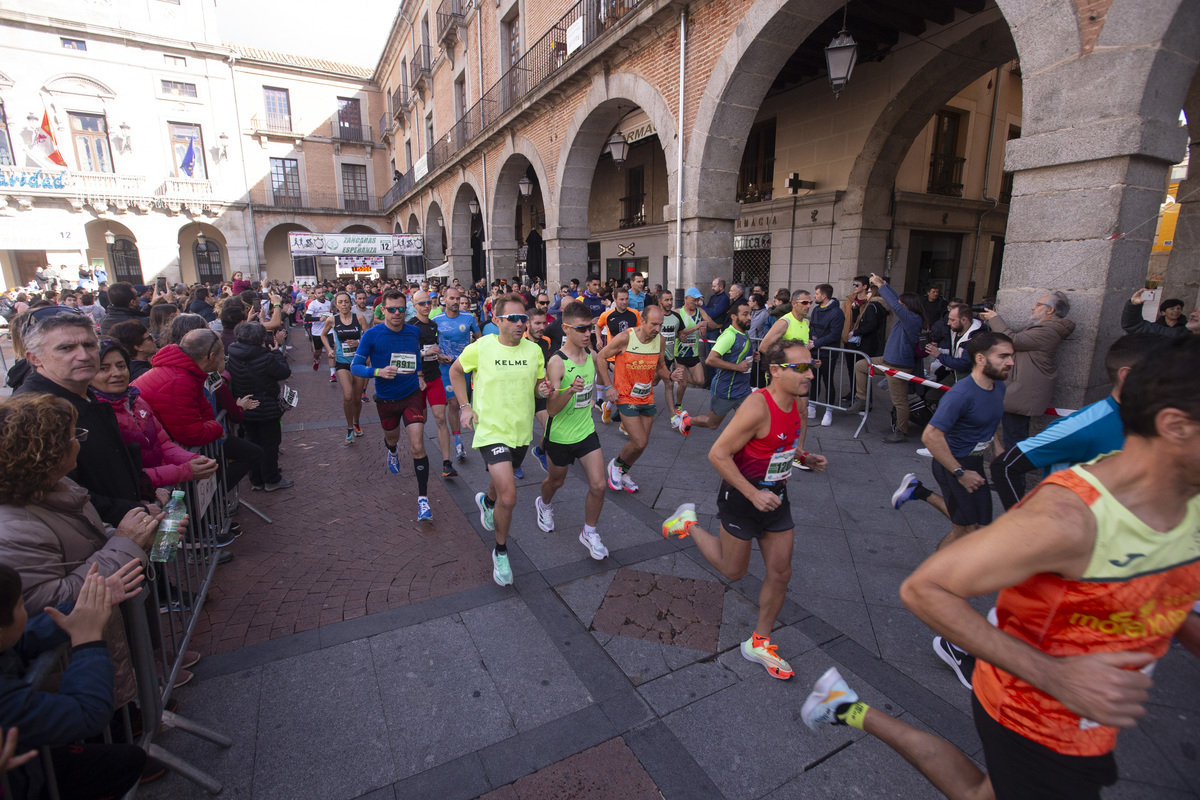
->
xmin=490 ymin=135 xmax=551 ymax=283
xmin=450 ymin=172 xmax=486 ymax=286
xmin=178 ymin=221 xmax=228 ymax=285
xmin=262 ymin=222 xmax=314 ymax=283
xmin=333 ymin=219 xmax=384 ymax=234
xmin=424 ymin=199 xmax=446 ymax=275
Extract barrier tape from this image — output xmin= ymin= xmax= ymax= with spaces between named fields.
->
xmin=868 ymin=363 xmax=1076 ymax=417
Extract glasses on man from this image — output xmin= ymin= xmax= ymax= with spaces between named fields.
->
xmin=74 ymin=427 xmax=89 ymax=443
xmin=536 ymin=302 xmax=549 ymax=307
xmin=796 ymin=300 xmax=813 ymax=306
xmin=496 ymin=313 xmax=529 ymax=324
xmin=414 ymin=300 xmax=431 ymax=307
xmin=567 ymin=323 xmax=595 ymax=332
xmin=776 ymin=361 xmax=814 ymax=374
xmin=383 ymin=306 xmax=406 ymax=314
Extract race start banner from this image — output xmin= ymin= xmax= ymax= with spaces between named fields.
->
xmin=288 ymin=233 xmax=425 ymax=257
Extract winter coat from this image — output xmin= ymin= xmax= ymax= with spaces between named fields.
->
xmin=98 ymin=305 xmax=149 ymax=335
xmin=850 ymin=297 xmax=889 ymax=358
xmin=991 ymin=312 xmax=1076 ymax=416
xmin=231 ymin=279 xmax=253 ymax=295
xmin=1120 ymin=300 xmax=1193 ymax=339
xmin=93 ymin=389 xmax=196 ymax=488
xmin=187 ymin=299 xmax=216 ymax=322
xmin=0 ymin=479 xmax=146 ymax=616
xmin=938 ymin=318 xmax=985 ymax=382
xmin=133 ymin=345 xmax=225 ymax=447
xmin=225 ymin=342 xmax=291 ymax=422
xmin=13 ymin=372 xmax=145 ymax=526
xmin=749 ymin=308 xmax=772 ymax=341
xmin=880 ymin=285 xmax=922 ymax=368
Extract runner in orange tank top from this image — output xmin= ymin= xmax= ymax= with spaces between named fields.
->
xmin=800 ymin=336 xmax=1200 ymax=800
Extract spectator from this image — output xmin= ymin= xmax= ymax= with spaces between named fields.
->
xmin=1122 ymin=288 xmax=1199 ymax=338
xmin=187 ymin=286 xmax=217 ymax=323
xmin=77 ymin=292 xmax=105 ymax=327
xmin=840 ymin=276 xmax=870 ymax=346
xmin=847 ymin=282 xmax=889 ymax=359
xmin=701 ymin=277 xmax=730 ymax=330
xmin=98 ymin=283 xmax=149 ymax=335
xmin=929 ymin=303 xmax=983 ymax=385
xmin=225 ymin=323 xmax=293 ymax=491
xmin=147 ymin=303 xmax=178 ymax=346
xmin=133 ymin=329 xmax=227 ymax=448
xmin=216 ymin=299 xmax=247 ymax=352
xmin=96 ymin=281 xmax=109 ymax=309
xmin=808 ymin=283 xmax=845 ymax=425
xmin=162 ymin=312 xmax=208 ymax=346
xmin=106 ymin=320 xmax=157 ymax=381
xmin=980 ymin=291 xmax=1075 ymax=449
xmin=769 ymin=288 xmax=792 ymax=318
xmin=231 ymin=270 xmax=253 ymax=295
xmin=1156 ymin=297 xmax=1186 ymax=327
xmin=920 ymin=285 xmax=948 ymax=326
xmin=13 ymin=309 xmax=152 ymax=526
xmin=748 ymin=292 xmax=771 ymax=340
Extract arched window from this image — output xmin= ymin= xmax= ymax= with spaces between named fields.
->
xmin=108 ymin=238 xmax=143 ymax=284
xmin=194 ymin=240 xmax=224 ymax=284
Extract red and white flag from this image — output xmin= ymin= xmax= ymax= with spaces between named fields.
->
xmin=29 ymin=111 xmax=67 ymax=168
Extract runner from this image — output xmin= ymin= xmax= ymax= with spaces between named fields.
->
xmin=661 ymin=340 xmax=828 ymax=679
xmin=433 ymin=286 xmax=480 ymax=464
xmin=318 ymin=292 xmax=366 ymax=445
xmin=595 ymin=305 xmax=683 ymax=493
xmin=535 ymin=301 xmax=610 ymax=560
xmin=513 ymin=305 xmax=552 ymax=478
xmin=597 ymin=288 xmax=641 ymax=429
xmin=657 ymin=290 xmax=684 ymax=420
xmin=350 ymin=289 xmax=434 ymax=521
xmin=759 ymin=288 xmax=814 ymax=456
xmin=684 ymin=299 xmax=755 ymax=433
xmin=671 ymin=287 xmax=708 ymax=422
xmin=448 ymin=293 xmax=553 ymax=586
xmin=409 ymin=290 xmax=456 ymax=478
xmin=353 ymin=288 xmax=375 ymax=330
xmin=803 ymin=336 xmax=1200 ymax=800
xmin=304 ymin=290 xmax=333 ymax=375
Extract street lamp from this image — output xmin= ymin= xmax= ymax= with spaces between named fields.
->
xmin=518 ymin=175 xmax=533 ymax=198
xmin=196 ymin=230 xmax=207 ymax=249
xmin=104 ymin=228 xmax=116 ymax=246
xmin=605 ymin=132 xmax=629 ymax=167
xmin=468 ymin=197 xmax=480 ymax=216
xmin=825 ymin=4 xmax=858 ymax=99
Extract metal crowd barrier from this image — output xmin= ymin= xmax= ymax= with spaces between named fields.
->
xmin=809 ymin=345 xmax=873 ymax=439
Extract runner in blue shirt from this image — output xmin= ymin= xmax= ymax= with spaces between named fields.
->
xmin=433 ymin=286 xmax=480 ymax=460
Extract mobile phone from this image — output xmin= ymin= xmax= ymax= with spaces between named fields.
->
xmin=156 ymin=276 xmax=167 ymax=293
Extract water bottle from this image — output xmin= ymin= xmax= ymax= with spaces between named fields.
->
xmin=150 ymin=490 xmax=187 ymax=563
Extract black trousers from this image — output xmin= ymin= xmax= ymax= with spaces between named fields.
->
xmin=9 ymin=743 xmax=147 ymax=800
xmin=242 ymin=419 xmax=283 ymax=486
xmin=220 ymin=432 xmax=263 ymax=490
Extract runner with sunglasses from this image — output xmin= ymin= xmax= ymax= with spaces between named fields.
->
xmin=449 ymin=294 xmax=553 ymax=587
xmin=409 ymin=290 xmax=456 ymax=478
xmin=759 ymin=288 xmax=815 ymax=459
xmin=662 ymin=340 xmax=828 ymax=680
xmin=351 ymin=289 xmax=434 ymax=521
xmin=671 ymin=288 xmax=708 ymax=429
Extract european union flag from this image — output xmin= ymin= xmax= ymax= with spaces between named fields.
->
xmin=180 ymin=137 xmax=196 ymax=177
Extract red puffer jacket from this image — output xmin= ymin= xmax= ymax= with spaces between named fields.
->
xmin=132 ymin=345 xmax=225 ymax=447
xmin=93 ymin=388 xmax=196 ymax=488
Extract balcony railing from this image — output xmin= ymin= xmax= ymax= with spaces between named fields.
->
xmin=0 ymin=168 xmax=233 ymax=211
xmin=412 ymin=45 xmax=432 ymax=92
xmin=331 ymin=121 xmax=373 ymax=142
xmin=619 ymin=195 xmax=646 ymax=229
xmin=160 ymin=177 xmax=213 ymax=198
xmin=437 ymin=0 xmax=465 ymax=45
xmin=383 ymin=171 xmax=414 ymax=208
xmin=391 ymin=85 xmax=410 ymax=120
xmin=927 ymin=153 xmax=966 ymax=197
xmin=387 ymin=0 xmax=647 ymax=210
xmin=378 ymin=112 xmax=391 ymax=141
xmin=249 ymin=113 xmax=295 ymax=134
xmin=250 ymin=187 xmax=387 ymax=213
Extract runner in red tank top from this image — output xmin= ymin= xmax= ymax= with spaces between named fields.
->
xmin=662 ymin=339 xmax=828 ymax=680
xmin=800 ymin=336 xmax=1200 ymax=800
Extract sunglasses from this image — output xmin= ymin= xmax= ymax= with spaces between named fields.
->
xmin=567 ymin=323 xmax=595 ymax=332
xmin=536 ymin=302 xmax=549 ymax=306
xmin=776 ymin=361 xmax=814 ymax=374
xmin=414 ymin=300 xmax=431 ymax=306
xmin=74 ymin=427 xmax=89 ymax=443
xmin=383 ymin=306 xmax=406 ymax=314
xmin=496 ymin=313 xmax=529 ymax=324
xmin=796 ymin=300 xmax=812 ymax=306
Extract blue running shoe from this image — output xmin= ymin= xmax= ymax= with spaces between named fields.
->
xmin=514 ymin=466 xmax=524 ymax=479
xmin=386 ymin=449 xmax=400 ymax=474
xmin=534 ymin=445 xmax=548 ymax=474
xmin=417 ymin=497 xmax=433 ymax=521
xmin=892 ymin=472 xmax=919 ymax=510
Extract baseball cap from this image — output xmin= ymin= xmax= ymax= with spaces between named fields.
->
xmin=685 ymin=287 xmax=704 ymax=299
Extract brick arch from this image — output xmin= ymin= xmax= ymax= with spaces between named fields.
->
xmin=332 ymin=219 xmax=384 ymax=234
xmin=489 ymin=135 xmax=552 ymax=250
xmin=425 ymin=198 xmax=446 ymax=269
xmin=256 ymin=215 xmax=320 ymax=262
xmin=406 ymin=213 xmax=420 ymax=234
xmin=449 ymin=171 xmax=485 ymax=267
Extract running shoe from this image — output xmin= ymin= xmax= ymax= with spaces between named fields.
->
xmin=417 ymin=497 xmax=433 ymax=521
xmin=386 ymin=450 xmax=400 ymax=474
xmin=891 ymin=472 xmax=920 ymax=510
xmin=820 ymin=409 xmax=833 ymax=427
xmin=662 ymin=503 xmax=697 ymax=539
xmin=793 ymin=458 xmax=812 ymax=471
xmin=741 ymin=634 xmax=794 ymax=680
xmin=618 ymin=423 xmax=628 ymax=437
xmin=670 ymin=413 xmax=681 ymax=429
xmin=492 ymin=549 xmax=513 ymax=586
xmin=606 ymin=458 xmax=624 ymax=491
xmin=455 ymin=442 xmax=467 ymax=461
xmin=801 ymin=667 xmax=860 ymax=730
xmin=514 ymin=466 xmax=525 ymax=479
xmin=677 ymin=410 xmax=692 ymax=437
xmin=353 ymin=422 xmax=363 ymax=436
xmin=312 ymin=358 xmax=319 ymax=371
xmin=933 ymin=636 xmax=975 ymax=689
xmin=620 ymin=472 xmax=639 ymax=493
xmin=601 ymin=402 xmax=612 ymax=424
xmin=345 ymin=429 xmax=355 ymax=446
xmin=579 ymin=529 xmax=609 ymax=560
xmin=361 ymin=392 xmax=369 ymax=403
xmin=442 ymin=460 xmax=458 ymax=478
xmin=535 ymin=496 xmax=554 ymax=532
xmin=475 ymin=492 xmax=495 ymax=531
xmin=329 ymin=373 xmax=337 ymax=383
xmin=533 ymin=445 xmax=548 ymax=474
xmin=916 ymin=447 xmax=932 ymax=457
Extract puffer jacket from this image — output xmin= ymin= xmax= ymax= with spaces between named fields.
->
xmin=132 ymin=345 xmax=225 ymax=446
xmin=0 ymin=479 xmax=146 ymax=616
xmin=991 ymin=312 xmax=1076 ymax=416
xmin=98 ymin=305 xmax=149 ymax=335
xmin=225 ymin=341 xmax=291 ymax=421
xmin=93 ymin=388 xmax=196 ymax=488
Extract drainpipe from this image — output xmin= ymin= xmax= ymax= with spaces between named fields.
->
xmin=967 ymin=66 xmax=1003 ymax=304
xmin=476 ymin=8 xmax=491 ymax=285
xmin=227 ymin=53 xmax=263 ymax=281
xmin=673 ymin=6 xmax=686 ymax=298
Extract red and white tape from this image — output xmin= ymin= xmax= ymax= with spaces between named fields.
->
xmin=867 ymin=364 xmax=1076 ymax=418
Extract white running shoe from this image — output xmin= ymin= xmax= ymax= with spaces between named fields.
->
xmin=820 ymin=409 xmax=833 ymax=427
xmin=535 ymin=496 xmax=554 ymax=532
xmin=606 ymin=458 xmax=623 ymax=491
xmin=807 ymin=404 xmax=817 ymax=419
xmin=671 ymin=413 xmax=681 ymax=429
xmin=620 ymin=472 xmax=639 ymax=493
xmin=579 ymin=529 xmax=609 ymax=560
xmin=916 ymin=447 xmax=933 ymax=457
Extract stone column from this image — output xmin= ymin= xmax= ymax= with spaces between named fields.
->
xmin=486 ymin=240 xmax=517 ymax=284
xmin=444 ymin=245 xmax=472 ymax=287
xmin=679 ymin=215 xmax=735 ymax=293
xmin=1162 ymin=138 xmax=1200 ymax=308
xmin=543 ymin=224 xmax=589 ymax=291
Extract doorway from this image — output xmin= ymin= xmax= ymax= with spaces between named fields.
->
xmin=15 ymin=251 xmax=46 ymax=286
xmin=906 ymin=231 xmax=962 ymax=298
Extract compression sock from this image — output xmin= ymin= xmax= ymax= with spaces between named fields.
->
xmin=615 ymin=457 xmax=631 ymax=473
xmin=836 ymin=702 xmax=871 ymax=730
xmin=386 ymin=443 xmax=397 ymax=453
xmin=414 ymin=457 xmax=429 ymax=495
xmin=913 ymin=483 xmax=934 ymax=502
xmin=494 ymin=541 xmax=507 ymax=553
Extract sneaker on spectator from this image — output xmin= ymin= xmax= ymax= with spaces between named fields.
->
xmin=187 ymin=549 xmax=233 ymax=566
xmin=264 ymin=477 xmax=294 ymax=492
xmin=807 ymin=404 xmax=816 ymax=420
xmin=820 ymin=409 xmax=833 ymax=427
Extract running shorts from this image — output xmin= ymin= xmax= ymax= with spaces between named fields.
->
xmin=545 ymin=431 xmax=601 ymax=467
xmin=375 ymin=390 xmax=426 ymax=430
xmin=716 ymin=481 xmax=792 ymax=540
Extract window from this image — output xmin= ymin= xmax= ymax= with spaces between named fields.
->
xmin=737 ymin=119 xmax=775 ymax=203
xmin=503 ymin=15 xmax=521 ymax=105
xmin=425 ymin=115 xmax=434 ymax=155
xmin=195 ymin=241 xmax=223 ymax=283
xmin=621 ymin=166 xmax=645 ymax=228
xmin=161 ymin=80 xmax=197 ymax=98
xmin=263 ymin=87 xmax=292 ymax=132
xmin=164 ymin=54 xmax=187 ymax=67
xmin=69 ymin=113 xmax=113 ymax=173
xmin=61 ymin=38 xmax=87 ymax=51
xmin=169 ymin=123 xmax=206 ymax=179
xmin=0 ymin=104 xmax=13 ymax=167
xmin=404 ymin=140 xmax=412 ymax=170
xmin=336 ymin=97 xmax=363 ymax=140
xmin=927 ymin=110 xmax=965 ymax=197
xmin=341 ymin=163 xmax=369 ymax=211
xmin=109 ymin=239 xmax=144 ymax=284
xmin=270 ymin=157 xmax=302 ymax=206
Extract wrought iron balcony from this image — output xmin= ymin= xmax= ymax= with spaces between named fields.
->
xmin=391 ymin=85 xmax=410 ymax=121
xmin=437 ymin=0 xmax=465 ymax=46
xmin=927 ymin=153 xmax=966 ymax=198
xmin=412 ymin=45 xmax=432 ymax=93
xmin=331 ymin=120 xmax=373 ymax=143
xmin=250 ymin=187 xmax=387 ymax=213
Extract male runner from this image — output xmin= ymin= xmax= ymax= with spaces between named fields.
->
xmin=684 ymin=299 xmax=755 ymax=433
xmin=671 ymin=287 xmax=708 ymax=420
xmin=535 ymin=301 xmax=610 ymax=560
xmin=759 ymin=289 xmax=814 ymax=454
xmin=449 ymin=293 xmax=552 ymax=586
xmin=515 ymin=305 xmax=552 ymax=477
xmin=351 ymin=289 xmax=433 ymax=521
xmin=353 ymin=289 xmax=376 ymax=330
xmin=409 ymin=291 xmax=456 ymax=478
xmin=657 ymin=290 xmax=684 ymax=420
xmin=662 ymin=340 xmax=828 ymax=679
xmin=305 ymin=291 xmax=333 ymax=374
xmin=433 ymin=287 xmax=480 ymax=462
xmin=597 ymin=288 xmax=641 ymax=426
xmin=595 ymin=305 xmax=683 ymax=493
xmin=803 ymin=335 xmax=1200 ymax=800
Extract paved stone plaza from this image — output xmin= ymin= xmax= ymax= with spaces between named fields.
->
xmin=137 ymin=358 xmax=1199 ymax=800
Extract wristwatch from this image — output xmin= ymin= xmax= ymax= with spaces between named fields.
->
xmin=953 ymin=467 xmax=965 ymax=478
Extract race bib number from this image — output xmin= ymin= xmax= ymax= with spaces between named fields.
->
xmin=340 ymin=340 xmax=355 ymax=358
xmin=390 ymin=352 xmax=418 ymax=373
xmin=763 ymin=449 xmax=796 ymax=483
xmin=204 ymin=372 xmax=224 ymax=394
xmin=421 ymin=344 xmax=438 ymax=361
xmin=281 ymin=385 xmax=299 ymax=408
xmin=662 ymin=331 xmax=676 ymax=350
xmin=574 ymin=383 xmax=594 ymax=409
xmin=630 ymin=381 xmax=652 ymax=400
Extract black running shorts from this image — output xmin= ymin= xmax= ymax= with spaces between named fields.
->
xmin=716 ymin=481 xmax=792 ymax=540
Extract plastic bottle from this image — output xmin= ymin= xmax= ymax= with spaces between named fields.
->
xmin=149 ymin=490 xmax=187 ymax=563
